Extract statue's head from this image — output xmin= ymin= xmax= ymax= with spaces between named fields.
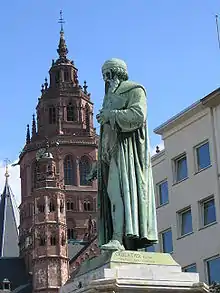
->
xmin=102 ymin=58 xmax=128 ymax=93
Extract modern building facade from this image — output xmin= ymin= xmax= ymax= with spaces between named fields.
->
xmin=151 ymin=88 xmax=220 ymax=285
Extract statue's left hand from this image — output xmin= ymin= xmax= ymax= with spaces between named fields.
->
xmin=96 ymin=109 xmax=110 ymax=125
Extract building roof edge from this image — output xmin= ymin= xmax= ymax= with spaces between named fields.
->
xmin=154 ymin=87 xmax=220 ymax=136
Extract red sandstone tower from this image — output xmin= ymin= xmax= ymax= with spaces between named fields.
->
xmin=18 ymin=13 xmax=98 ymax=292
xmin=32 ymin=143 xmax=69 ymax=291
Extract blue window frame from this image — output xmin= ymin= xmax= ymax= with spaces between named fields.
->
xmin=145 ymin=244 xmax=155 ymax=252
xmin=196 ymin=142 xmax=211 ymax=171
xmin=202 ymin=198 xmax=216 ymax=226
xmin=174 ymin=154 xmax=188 ymax=182
xmin=158 ymin=180 xmax=169 ymax=206
xmin=161 ymin=229 xmax=173 ymax=253
xmin=183 ymin=264 xmax=197 ymax=273
xmin=179 ymin=208 xmax=193 ymax=236
xmin=206 ymin=257 xmax=220 ymax=284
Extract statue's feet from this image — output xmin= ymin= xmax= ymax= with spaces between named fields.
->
xmin=101 ymin=240 xmax=125 ymax=251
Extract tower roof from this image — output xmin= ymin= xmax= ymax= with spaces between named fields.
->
xmin=0 ymin=166 xmax=19 ymax=257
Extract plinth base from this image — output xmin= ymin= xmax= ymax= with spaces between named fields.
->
xmin=61 ymin=251 xmax=208 ymax=293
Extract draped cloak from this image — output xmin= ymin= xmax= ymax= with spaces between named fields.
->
xmin=97 ymin=80 xmax=158 ymax=249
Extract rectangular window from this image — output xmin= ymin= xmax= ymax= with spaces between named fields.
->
xmin=174 ymin=154 xmax=188 ymax=183
xmin=178 ymin=208 xmax=193 ymax=236
xmin=196 ymin=141 xmax=211 ymax=171
xmin=161 ymin=229 xmax=173 ymax=253
xmin=55 ymin=71 xmax=60 ymax=83
xmin=182 ymin=264 xmax=197 ymax=273
xmin=64 ymin=71 xmax=69 ymax=81
xmin=49 ymin=107 xmax=56 ymax=124
xmin=67 ymin=104 xmax=75 ymax=121
xmin=157 ymin=180 xmax=169 ymax=206
xmin=206 ymin=256 xmax=220 ymax=284
xmin=201 ymin=197 xmax=216 ymax=227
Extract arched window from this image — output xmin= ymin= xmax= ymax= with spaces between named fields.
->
xmin=79 ymin=156 xmax=91 ymax=186
xmin=49 ymin=106 xmax=56 ymax=124
xmin=85 ymin=104 xmax=90 ymax=130
xmin=32 ymin=161 xmax=39 ymax=190
xmin=66 ymin=201 xmax=74 ymax=211
xmin=37 ymin=198 xmax=45 ymax=213
xmin=60 ymin=200 xmax=64 ymax=213
xmin=64 ymin=155 xmax=75 ymax=185
xmin=67 ymin=103 xmax=75 ymax=121
xmin=83 ymin=201 xmax=92 ymax=211
xmin=37 ymin=203 xmax=45 ymax=213
xmin=39 ymin=234 xmax=46 ymax=246
xmin=50 ymin=235 xmax=56 ymax=246
xmin=64 ymin=71 xmax=69 ymax=82
xmin=49 ymin=199 xmax=55 ymax=212
xmin=67 ymin=229 xmax=75 ymax=240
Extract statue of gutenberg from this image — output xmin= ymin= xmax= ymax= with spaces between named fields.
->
xmin=89 ymin=58 xmax=158 ymax=251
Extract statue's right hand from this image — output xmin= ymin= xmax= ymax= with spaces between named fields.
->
xmin=96 ymin=109 xmax=110 ymax=125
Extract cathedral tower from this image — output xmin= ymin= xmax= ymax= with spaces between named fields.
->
xmin=18 ymin=12 xmax=98 ymax=292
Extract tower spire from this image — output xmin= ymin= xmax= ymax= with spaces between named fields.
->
xmin=0 ymin=159 xmax=19 ymax=257
xmin=26 ymin=124 xmax=30 ymax=144
xmin=57 ymin=10 xmax=68 ymax=59
xmin=4 ymin=158 xmax=10 ymax=182
xmin=32 ymin=114 xmax=37 ymax=137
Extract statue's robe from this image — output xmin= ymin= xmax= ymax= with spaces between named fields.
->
xmin=97 ymin=80 xmax=158 ymax=249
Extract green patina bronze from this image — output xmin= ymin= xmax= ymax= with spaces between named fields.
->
xmin=88 ymin=58 xmax=158 ymax=251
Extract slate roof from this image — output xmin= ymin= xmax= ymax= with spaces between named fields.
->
xmin=0 ymin=258 xmax=32 ymax=292
xmin=0 ymin=176 xmax=19 ymax=257
xmin=69 ymin=236 xmax=97 ymax=265
xmin=68 ymin=242 xmax=86 ymax=261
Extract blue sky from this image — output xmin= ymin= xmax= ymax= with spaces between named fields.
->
xmin=1 ymin=0 xmax=220 ymax=163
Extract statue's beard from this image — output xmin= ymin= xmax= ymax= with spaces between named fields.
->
xmin=105 ymin=78 xmax=120 ymax=94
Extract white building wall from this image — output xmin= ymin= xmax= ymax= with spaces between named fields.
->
xmin=152 ymin=105 xmax=220 ymax=283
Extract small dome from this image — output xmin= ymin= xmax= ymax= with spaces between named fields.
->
xmin=41 ymin=152 xmax=54 ymax=160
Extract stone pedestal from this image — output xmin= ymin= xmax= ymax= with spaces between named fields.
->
xmin=61 ymin=251 xmax=209 ymax=293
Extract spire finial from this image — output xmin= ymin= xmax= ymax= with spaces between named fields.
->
xmin=4 ymin=158 xmax=10 ymax=180
xmin=57 ymin=10 xmax=68 ymax=58
xmin=58 ymin=10 xmax=65 ymax=32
